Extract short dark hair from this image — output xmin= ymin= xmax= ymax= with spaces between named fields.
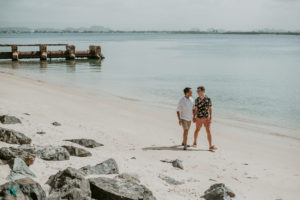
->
xmin=183 ymin=87 xmax=191 ymax=94
xmin=197 ymin=86 xmax=205 ymax=92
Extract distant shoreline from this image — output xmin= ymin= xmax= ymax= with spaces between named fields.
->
xmin=1 ymin=30 xmax=300 ymax=35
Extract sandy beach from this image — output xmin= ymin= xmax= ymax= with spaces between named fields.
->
xmin=0 ymin=71 xmax=299 ymax=199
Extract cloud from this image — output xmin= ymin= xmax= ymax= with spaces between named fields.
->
xmin=0 ymin=0 xmax=299 ymax=30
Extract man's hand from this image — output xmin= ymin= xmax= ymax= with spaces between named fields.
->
xmin=179 ymin=120 xmax=182 ymax=126
xmin=207 ymin=117 xmax=212 ymax=124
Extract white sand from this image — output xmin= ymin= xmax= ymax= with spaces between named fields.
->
xmin=0 ymin=71 xmax=299 ymax=200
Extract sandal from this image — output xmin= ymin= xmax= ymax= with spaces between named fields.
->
xmin=209 ymin=145 xmax=217 ymax=150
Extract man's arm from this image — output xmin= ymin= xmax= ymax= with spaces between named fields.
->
xmin=193 ymin=106 xmax=197 ymax=122
xmin=177 ymin=111 xmax=182 ymax=126
xmin=177 ymin=101 xmax=182 ymax=126
xmin=208 ymin=106 xmax=212 ymax=122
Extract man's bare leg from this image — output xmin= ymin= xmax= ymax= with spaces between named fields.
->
xmin=193 ymin=128 xmax=200 ymax=147
xmin=183 ymin=130 xmax=189 ymax=146
xmin=205 ymin=126 xmax=213 ymax=148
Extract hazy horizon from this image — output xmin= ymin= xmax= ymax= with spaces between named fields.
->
xmin=1 ymin=0 xmax=300 ymax=31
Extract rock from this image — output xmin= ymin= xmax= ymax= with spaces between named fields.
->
xmin=46 ymin=167 xmax=91 ymax=199
xmin=159 ymin=175 xmax=184 ymax=185
xmin=51 ymin=121 xmax=61 ymax=126
xmin=130 ymin=157 xmax=136 ymax=159
xmin=89 ymin=177 xmax=156 ymax=200
xmin=6 ymin=158 xmax=36 ymax=181
xmin=0 ymin=115 xmax=21 ymax=124
xmin=23 ymin=113 xmax=30 ymax=115
xmin=0 ymin=147 xmax=35 ymax=166
xmin=36 ymin=131 xmax=46 ymax=135
xmin=62 ymin=145 xmax=92 ymax=157
xmin=64 ymin=138 xmax=103 ymax=148
xmin=0 ymin=127 xmax=31 ymax=144
xmin=160 ymin=159 xmax=184 ymax=170
xmin=0 ymin=177 xmax=46 ymax=199
xmin=0 ymin=159 xmax=5 ymax=165
xmin=172 ymin=159 xmax=184 ymax=170
xmin=17 ymin=145 xmax=70 ymax=161
xmin=80 ymin=158 xmax=119 ymax=175
xmin=115 ymin=173 xmax=140 ymax=183
xmin=201 ymin=183 xmax=235 ymax=200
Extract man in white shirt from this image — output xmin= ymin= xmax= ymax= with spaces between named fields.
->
xmin=176 ymin=87 xmax=195 ymax=150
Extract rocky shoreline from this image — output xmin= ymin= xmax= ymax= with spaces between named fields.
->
xmin=0 ymin=115 xmax=235 ymax=200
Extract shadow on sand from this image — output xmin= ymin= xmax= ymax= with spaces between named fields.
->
xmin=142 ymin=145 xmax=213 ymax=152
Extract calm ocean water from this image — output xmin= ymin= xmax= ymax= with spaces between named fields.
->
xmin=0 ymin=33 xmax=300 ymax=136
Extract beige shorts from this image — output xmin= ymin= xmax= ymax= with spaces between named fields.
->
xmin=181 ymin=119 xmax=191 ymax=130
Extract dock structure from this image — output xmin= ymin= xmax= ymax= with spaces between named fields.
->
xmin=0 ymin=44 xmax=104 ymax=61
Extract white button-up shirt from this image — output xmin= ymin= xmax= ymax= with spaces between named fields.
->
xmin=177 ymin=96 xmax=194 ymax=121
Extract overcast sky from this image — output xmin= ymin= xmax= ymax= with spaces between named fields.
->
xmin=0 ymin=0 xmax=299 ymax=31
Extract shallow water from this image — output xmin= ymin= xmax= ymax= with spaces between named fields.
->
xmin=0 ymin=33 xmax=300 ymax=136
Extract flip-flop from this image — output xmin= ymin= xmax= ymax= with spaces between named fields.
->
xmin=209 ymin=145 xmax=217 ymax=150
xmin=193 ymin=144 xmax=197 ymax=148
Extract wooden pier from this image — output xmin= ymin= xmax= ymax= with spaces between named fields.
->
xmin=0 ymin=44 xmax=104 ymax=61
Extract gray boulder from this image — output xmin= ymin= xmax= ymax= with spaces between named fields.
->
xmin=89 ymin=177 xmax=156 ymax=200
xmin=64 ymin=139 xmax=103 ymax=148
xmin=17 ymin=145 xmax=70 ymax=161
xmin=6 ymin=158 xmax=36 ymax=181
xmin=0 ymin=127 xmax=31 ymax=145
xmin=0 ymin=177 xmax=46 ymax=200
xmin=62 ymin=145 xmax=92 ymax=157
xmin=158 ymin=175 xmax=184 ymax=185
xmin=0 ymin=115 xmax=21 ymax=124
xmin=115 ymin=173 xmax=140 ymax=183
xmin=0 ymin=147 xmax=35 ymax=166
xmin=80 ymin=158 xmax=119 ymax=175
xmin=201 ymin=183 xmax=235 ymax=200
xmin=46 ymin=167 xmax=91 ymax=199
xmin=160 ymin=159 xmax=184 ymax=170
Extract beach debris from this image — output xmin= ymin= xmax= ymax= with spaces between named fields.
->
xmin=6 ymin=158 xmax=36 ymax=181
xmin=115 ymin=173 xmax=140 ymax=183
xmin=209 ymin=179 xmax=217 ymax=182
xmin=80 ymin=158 xmax=119 ymax=175
xmin=23 ymin=113 xmax=30 ymax=115
xmin=51 ymin=121 xmax=61 ymax=126
xmin=36 ymin=131 xmax=46 ymax=135
xmin=160 ymin=159 xmax=184 ymax=170
xmin=201 ymin=183 xmax=235 ymax=200
xmin=0 ymin=177 xmax=46 ymax=199
xmin=159 ymin=174 xmax=184 ymax=185
xmin=0 ymin=127 xmax=31 ymax=144
xmin=62 ymin=145 xmax=92 ymax=157
xmin=47 ymin=167 xmax=91 ymax=199
xmin=89 ymin=176 xmax=157 ymax=200
xmin=0 ymin=147 xmax=36 ymax=166
xmin=0 ymin=115 xmax=21 ymax=124
xmin=16 ymin=145 xmax=70 ymax=161
xmin=64 ymin=138 xmax=103 ymax=148
xmin=130 ymin=156 xmax=136 ymax=159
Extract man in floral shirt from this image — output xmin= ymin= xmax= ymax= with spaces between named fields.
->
xmin=193 ymin=86 xmax=216 ymax=150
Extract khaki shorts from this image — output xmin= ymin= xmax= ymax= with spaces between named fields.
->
xmin=181 ymin=119 xmax=191 ymax=130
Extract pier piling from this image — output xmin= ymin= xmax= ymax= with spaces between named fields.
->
xmin=0 ymin=44 xmax=104 ymax=61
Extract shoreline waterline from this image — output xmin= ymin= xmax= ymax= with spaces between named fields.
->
xmin=1 ymin=70 xmax=299 ymax=141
